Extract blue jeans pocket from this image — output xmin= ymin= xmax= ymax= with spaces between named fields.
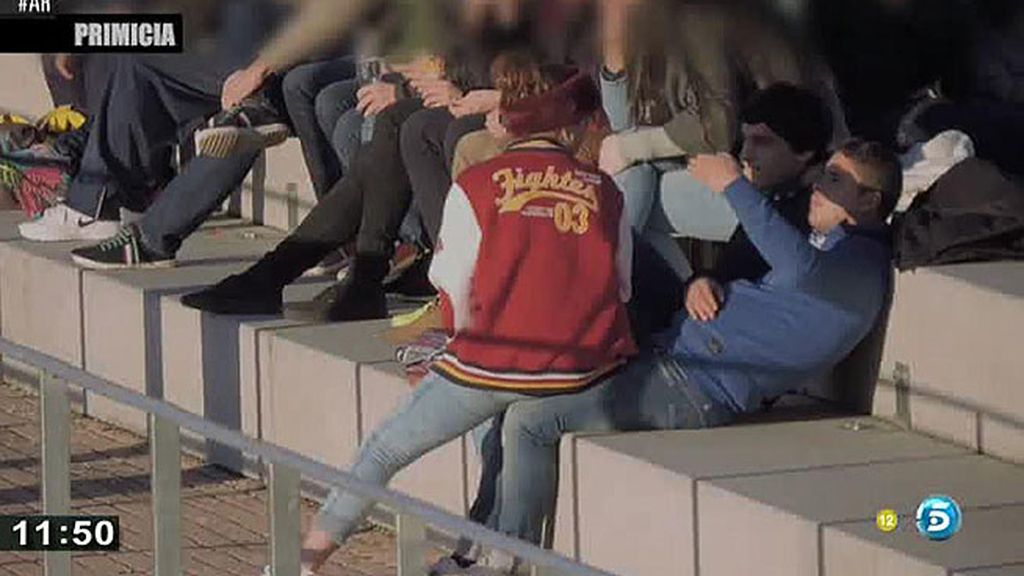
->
xmin=646 ymin=355 xmax=730 ymax=430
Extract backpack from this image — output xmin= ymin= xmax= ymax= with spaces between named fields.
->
xmin=0 ymin=108 xmax=86 ymax=218
xmin=894 ymin=158 xmax=1024 ymax=270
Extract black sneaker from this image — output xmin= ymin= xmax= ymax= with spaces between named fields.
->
xmin=180 ymin=273 xmax=283 ymax=316
xmin=283 ymin=280 xmax=387 ymax=323
xmin=284 ymin=254 xmax=389 ymax=323
xmin=195 ymin=96 xmax=291 ymax=158
xmin=70 ymin=225 xmax=175 ymax=270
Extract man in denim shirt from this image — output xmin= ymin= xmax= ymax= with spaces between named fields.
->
xmin=487 ymin=138 xmax=902 ymax=562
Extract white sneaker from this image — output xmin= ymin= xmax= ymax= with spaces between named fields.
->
xmin=18 ymin=204 xmax=121 ymax=242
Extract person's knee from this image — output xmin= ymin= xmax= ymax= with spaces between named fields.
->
xmin=314 ymin=88 xmax=342 ymax=130
xmin=399 ymin=110 xmax=432 ymax=160
xmin=501 ymin=404 xmax=560 ymax=448
xmin=281 ymin=63 xmax=316 ymax=106
xmin=376 ymin=101 xmax=417 ymax=133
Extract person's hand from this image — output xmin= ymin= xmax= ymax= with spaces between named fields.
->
xmin=221 ymin=62 xmax=271 ymax=110
xmin=412 ymin=78 xmax=463 ymax=108
xmin=356 ymin=82 xmax=399 ymax=116
xmin=599 ymin=134 xmax=631 ymax=175
xmin=392 ymin=55 xmax=444 ymax=82
xmin=485 ymin=108 xmax=508 ymax=139
xmin=685 ymin=277 xmax=725 ymax=322
xmin=449 ymin=90 xmax=501 ymax=118
xmin=688 ymin=153 xmax=743 ymax=194
xmin=54 ymin=54 xmax=77 ymax=80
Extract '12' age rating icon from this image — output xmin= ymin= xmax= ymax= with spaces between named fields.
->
xmin=876 ymin=509 xmax=899 ymax=533
xmin=916 ymin=495 xmax=962 ymax=541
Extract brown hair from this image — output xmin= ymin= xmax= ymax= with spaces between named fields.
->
xmin=838 ymin=138 xmax=903 ymax=220
xmin=490 ymin=52 xmax=610 ymax=166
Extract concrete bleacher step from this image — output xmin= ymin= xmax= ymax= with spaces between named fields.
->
xmin=824 ymin=504 xmax=1024 ymax=576
xmin=256 ymin=319 xmax=468 ymax=516
xmin=701 ymin=454 xmax=1024 ymax=575
xmin=564 ymin=418 xmax=969 ymax=576
xmin=1 ymin=238 xmax=94 ymax=368
xmin=876 ymin=263 xmax=1024 ymax=464
xmin=74 ymin=221 xmax=287 ymax=431
xmin=160 ymin=280 xmax=334 ymax=470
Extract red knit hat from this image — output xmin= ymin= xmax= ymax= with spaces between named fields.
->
xmin=500 ymin=70 xmax=601 ymax=138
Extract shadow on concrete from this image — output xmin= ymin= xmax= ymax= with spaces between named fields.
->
xmin=0 ymin=465 xmax=243 ymax=506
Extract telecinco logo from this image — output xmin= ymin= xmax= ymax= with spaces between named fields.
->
xmin=915 ymin=495 xmax=962 ymax=541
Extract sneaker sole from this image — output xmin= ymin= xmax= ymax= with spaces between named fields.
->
xmin=70 ymin=254 xmax=177 ymax=271
xmin=196 ymin=124 xmax=291 ymax=158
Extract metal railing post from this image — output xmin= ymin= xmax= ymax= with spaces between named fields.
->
xmin=1 ymin=338 xmax=614 ymax=576
xmin=269 ymin=463 xmax=301 ymax=576
xmin=396 ymin=513 xmax=427 ymax=576
xmin=40 ymin=372 xmax=71 ymax=576
xmin=150 ymin=414 xmax=182 ymax=576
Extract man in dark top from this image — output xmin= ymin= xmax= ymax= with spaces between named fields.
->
xmin=684 ymin=84 xmax=834 ymax=322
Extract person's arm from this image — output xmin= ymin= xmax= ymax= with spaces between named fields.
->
xmin=723 ymin=178 xmax=818 ymax=284
xmin=428 ymin=182 xmax=482 ymax=332
xmin=259 ymin=0 xmax=376 ymax=73
xmin=689 ymin=154 xmax=817 ymax=285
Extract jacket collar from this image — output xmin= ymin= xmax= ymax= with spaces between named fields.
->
xmin=811 ymin=223 xmax=892 ymax=252
xmin=810 ymin=227 xmax=847 ymax=251
xmin=504 ymin=137 xmax=573 ymax=155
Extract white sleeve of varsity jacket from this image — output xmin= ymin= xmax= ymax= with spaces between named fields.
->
xmin=616 ymin=205 xmax=633 ymax=303
xmin=429 ymin=183 xmax=482 ymax=331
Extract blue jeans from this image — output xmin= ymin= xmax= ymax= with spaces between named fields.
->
xmin=138 ymin=151 xmax=261 ymax=257
xmin=138 ymin=63 xmax=362 ymax=257
xmin=496 ymin=352 xmax=733 ymax=545
xmin=315 ymin=372 xmax=532 ymax=543
xmin=600 ymin=71 xmax=738 ymax=279
xmin=313 ymin=79 xmax=362 ymax=174
xmin=281 ymin=58 xmax=358 ymax=198
xmin=66 ymin=54 xmax=234 ymax=219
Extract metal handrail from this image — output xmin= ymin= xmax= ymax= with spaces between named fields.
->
xmin=0 ymin=338 xmax=615 ymax=576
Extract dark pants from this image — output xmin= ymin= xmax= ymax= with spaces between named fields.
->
xmin=40 ymin=55 xmax=113 ymax=115
xmin=244 ymin=98 xmax=425 ymax=287
xmin=138 ymin=63 xmax=364 ymax=258
xmin=138 ymin=151 xmax=261 ymax=257
xmin=281 ymin=58 xmax=359 ymax=198
xmin=64 ymin=54 xmax=233 ymax=219
xmin=400 ymin=108 xmax=487 ymax=246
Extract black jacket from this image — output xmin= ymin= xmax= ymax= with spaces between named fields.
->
xmin=895 ymin=158 xmax=1024 ymax=270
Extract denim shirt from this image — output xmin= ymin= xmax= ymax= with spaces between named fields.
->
xmin=660 ymin=178 xmax=893 ymax=412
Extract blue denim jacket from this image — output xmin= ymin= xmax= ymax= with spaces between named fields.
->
xmin=660 ymin=178 xmax=893 ymax=412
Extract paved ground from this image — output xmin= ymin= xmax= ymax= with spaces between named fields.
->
xmin=0 ymin=381 xmax=399 ymax=576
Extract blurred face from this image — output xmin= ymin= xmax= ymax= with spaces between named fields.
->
xmin=809 ymin=152 xmax=866 ymax=233
xmin=740 ymin=123 xmax=813 ymax=191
